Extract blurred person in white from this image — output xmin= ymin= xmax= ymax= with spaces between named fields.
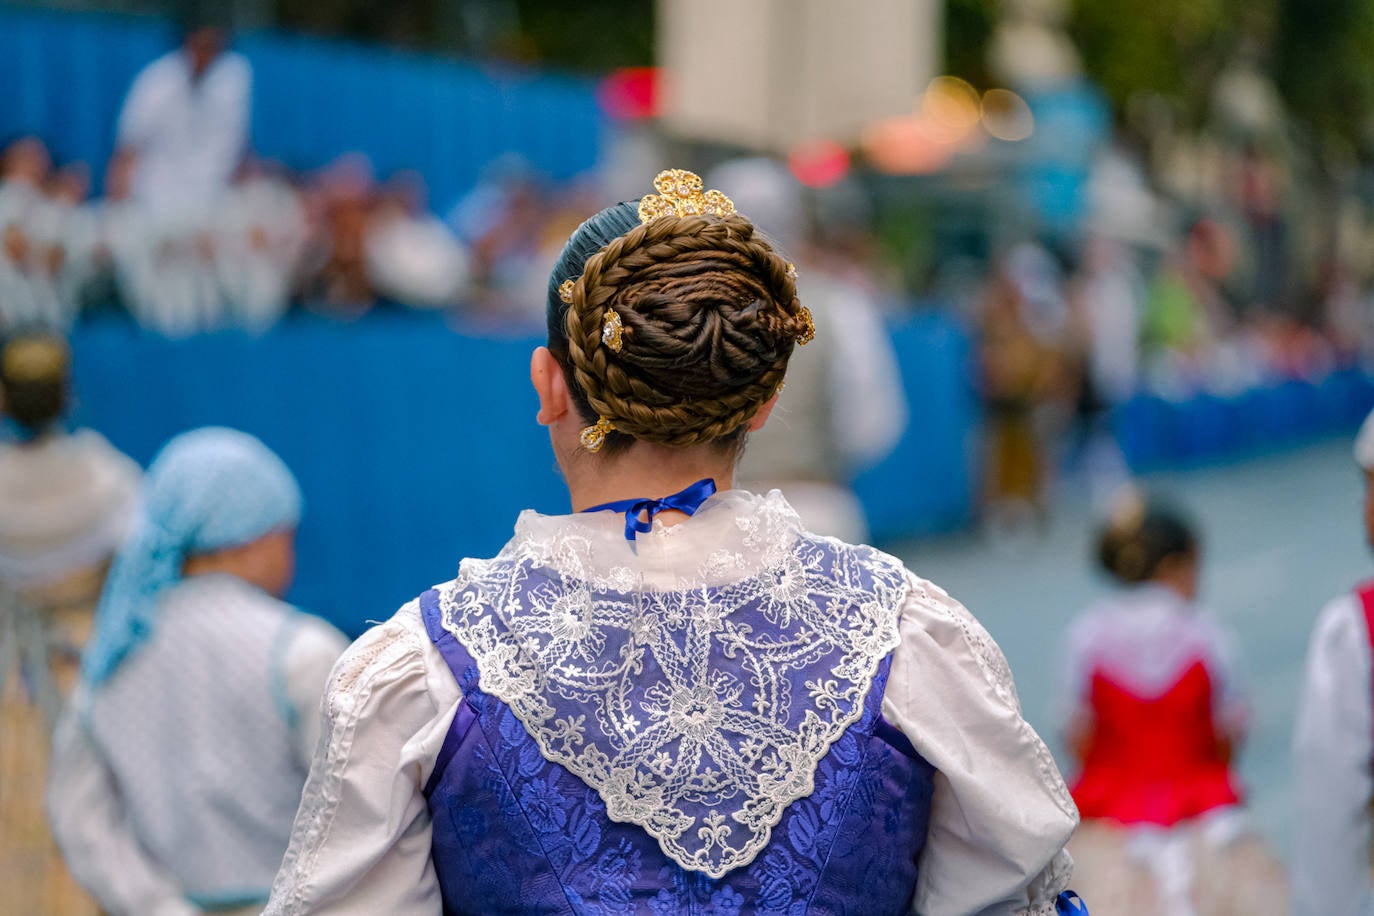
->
xmin=0 ymin=136 xmax=67 ymax=329
xmin=364 ymin=171 xmax=470 ymax=310
xmin=42 ymin=162 xmax=107 ymax=317
xmin=0 ymin=333 xmax=140 ymax=696
xmin=1058 ymin=493 xmax=1287 ymax=913
xmin=113 ymin=9 xmax=251 ymax=223
xmin=1293 ymin=408 xmax=1374 ymax=915
xmin=1064 ymin=148 xmax=1161 ymax=509
xmin=128 ymin=223 xmax=227 ymax=336
xmin=96 ymin=150 xmax=226 ymax=337
xmin=1065 ymin=235 xmax=1145 ymax=510
xmin=215 ymin=160 xmax=308 ymax=331
xmin=48 ymin=427 xmax=347 ymax=916
xmin=299 ymin=153 xmax=377 ymax=315
xmin=706 ymin=157 xmax=907 ymax=543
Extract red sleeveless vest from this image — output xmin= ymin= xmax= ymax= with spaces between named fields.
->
xmin=1071 ymin=659 xmax=1242 ymax=826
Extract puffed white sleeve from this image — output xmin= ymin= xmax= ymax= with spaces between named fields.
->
xmin=264 ymin=601 xmax=460 ymax=916
xmin=883 ymin=573 xmax=1079 ymax=916
xmin=281 ymin=615 xmax=351 ymax=768
xmin=46 ymin=695 xmax=200 ymax=916
xmin=1293 ymin=594 xmax=1374 ymax=912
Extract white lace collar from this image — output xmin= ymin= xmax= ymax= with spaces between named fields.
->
xmin=503 ymin=488 xmax=807 ymax=592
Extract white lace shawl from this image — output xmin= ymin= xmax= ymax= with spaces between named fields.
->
xmin=437 ymin=488 xmax=908 ymax=876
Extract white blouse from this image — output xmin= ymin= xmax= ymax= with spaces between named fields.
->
xmin=266 ymin=492 xmax=1078 ymax=916
xmin=48 ymin=579 xmax=348 ymax=916
xmin=1293 ymin=593 xmax=1374 ymax=913
xmin=1056 ymin=584 xmax=1249 ymax=738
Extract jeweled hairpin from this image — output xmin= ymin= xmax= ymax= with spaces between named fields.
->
xmin=602 ymin=309 xmax=624 ymax=352
xmin=795 ymin=307 xmax=815 ymax=346
xmin=580 ymin=416 xmax=615 ymax=452
xmin=637 ymin=169 xmax=735 ymax=224
xmin=559 ymin=279 xmax=575 ymax=304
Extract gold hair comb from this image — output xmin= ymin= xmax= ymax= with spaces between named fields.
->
xmin=637 ymin=169 xmax=735 ymax=223
xmin=559 ymin=279 xmax=575 ymax=304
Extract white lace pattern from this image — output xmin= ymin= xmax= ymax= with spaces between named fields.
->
xmin=437 ymin=492 xmax=909 ymax=877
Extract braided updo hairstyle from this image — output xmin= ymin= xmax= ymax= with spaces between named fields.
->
xmin=546 ymin=200 xmax=810 ymax=453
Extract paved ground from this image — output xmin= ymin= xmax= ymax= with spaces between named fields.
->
xmin=897 ymin=436 xmax=1371 ymax=862
xmin=0 ymin=688 xmax=98 ymax=916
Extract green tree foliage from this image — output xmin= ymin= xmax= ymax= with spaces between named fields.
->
xmin=273 ymin=0 xmax=653 ymax=71
xmin=1273 ymin=0 xmax=1374 ymax=153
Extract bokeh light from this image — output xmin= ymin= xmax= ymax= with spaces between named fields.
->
xmin=981 ymin=88 xmax=1035 ymax=141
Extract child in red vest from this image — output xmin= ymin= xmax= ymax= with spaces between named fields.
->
xmin=1061 ymin=493 xmax=1286 ymax=913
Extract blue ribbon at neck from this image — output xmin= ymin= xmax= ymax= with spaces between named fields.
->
xmin=1056 ymin=891 xmax=1089 ymax=915
xmin=583 ymin=478 xmax=718 ymax=542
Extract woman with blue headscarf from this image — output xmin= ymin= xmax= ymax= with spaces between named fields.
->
xmin=47 ymin=427 xmax=347 ymax=916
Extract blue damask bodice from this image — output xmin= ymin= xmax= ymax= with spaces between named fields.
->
xmin=417 ymin=532 xmax=937 ymax=915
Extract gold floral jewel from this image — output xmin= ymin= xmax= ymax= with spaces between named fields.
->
xmin=559 ymin=279 xmax=575 ymax=304
xmin=602 ymin=308 xmax=624 ymax=352
xmin=795 ymin=307 xmax=815 ymax=346
xmin=580 ymin=416 xmax=615 ymax=452
xmin=637 ymin=169 xmax=735 ymax=224
xmin=786 ymin=262 xmax=798 ymax=281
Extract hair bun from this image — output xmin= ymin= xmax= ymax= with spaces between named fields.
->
xmin=557 ymin=207 xmax=803 ymax=450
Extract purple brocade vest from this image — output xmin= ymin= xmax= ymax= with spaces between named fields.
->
xmin=417 ymin=538 xmax=936 ymax=916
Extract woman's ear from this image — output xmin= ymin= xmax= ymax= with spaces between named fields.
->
xmin=747 ymin=393 xmax=779 ymax=432
xmin=531 ymin=347 xmax=571 ymax=426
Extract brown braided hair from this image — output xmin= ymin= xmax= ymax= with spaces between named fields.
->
xmin=547 ymin=201 xmax=810 ymax=452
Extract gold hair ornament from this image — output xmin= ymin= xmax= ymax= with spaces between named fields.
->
xmin=1108 ymin=488 xmax=1147 ymax=536
xmin=559 ymin=279 xmax=575 ymax=304
xmin=601 ymin=309 xmax=624 ymax=352
xmin=794 ymin=307 xmax=815 ymax=346
xmin=637 ymin=169 xmax=735 ymax=223
xmin=580 ymin=416 xmax=615 ymax=452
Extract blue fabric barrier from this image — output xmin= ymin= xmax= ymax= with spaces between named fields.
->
xmin=1112 ymin=368 xmax=1374 ymax=472
xmin=852 ymin=312 xmax=977 ymax=542
xmin=0 ymin=4 xmax=604 ymax=206
xmin=68 ymin=310 xmax=977 ymax=636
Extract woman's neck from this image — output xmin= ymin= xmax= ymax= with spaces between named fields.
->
xmin=562 ymin=443 xmax=736 ymax=516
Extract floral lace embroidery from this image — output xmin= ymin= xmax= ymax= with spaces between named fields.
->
xmin=268 ymin=611 xmax=424 ymax=911
xmin=437 ymin=534 xmax=908 ymax=878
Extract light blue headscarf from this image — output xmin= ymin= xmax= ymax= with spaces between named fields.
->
xmin=82 ymin=427 xmax=303 ymax=688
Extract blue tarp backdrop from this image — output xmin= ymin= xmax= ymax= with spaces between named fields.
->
xmin=68 ymin=311 xmax=977 ymax=636
xmin=0 ymin=4 xmax=604 ymax=207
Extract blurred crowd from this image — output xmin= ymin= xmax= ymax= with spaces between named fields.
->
xmin=0 ymin=134 xmax=486 ymax=337
xmin=972 ymin=138 xmax=1374 ymax=521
